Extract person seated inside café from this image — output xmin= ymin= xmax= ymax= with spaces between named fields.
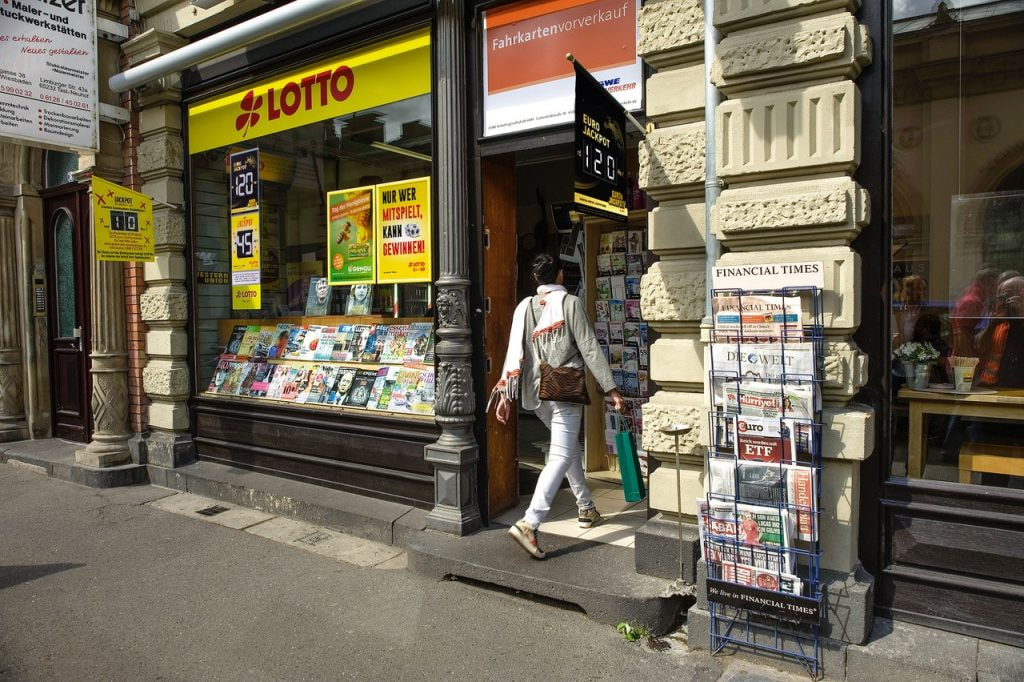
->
xmin=976 ymin=275 xmax=1024 ymax=389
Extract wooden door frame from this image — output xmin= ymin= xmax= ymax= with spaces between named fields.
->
xmin=40 ymin=184 xmax=93 ymax=442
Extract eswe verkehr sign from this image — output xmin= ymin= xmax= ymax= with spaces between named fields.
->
xmin=482 ymin=0 xmax=641 ymax=137
xmin=0 ymin=0 xmax=98 ymax=151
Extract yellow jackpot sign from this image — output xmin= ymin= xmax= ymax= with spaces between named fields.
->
xmin=92 ymin=176 xmax=155 ymax=262
xmin=230 ymin=212 xmax=261 ymax=310
xmin=187 ymin=30 xmax=430 ymax=154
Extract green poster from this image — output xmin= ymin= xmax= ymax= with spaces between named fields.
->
xmin=327 ymin=185 xmax=375 ymax=285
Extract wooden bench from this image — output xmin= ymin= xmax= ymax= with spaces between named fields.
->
xmin=958 ymin=442 xmax=1024 ymax=484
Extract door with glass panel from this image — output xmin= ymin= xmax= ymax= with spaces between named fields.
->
xmin=43 ymin=188 xmax=91 ymax=442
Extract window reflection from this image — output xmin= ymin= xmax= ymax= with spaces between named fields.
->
xmin=891 ymin=2 xmax=1024 ymax=489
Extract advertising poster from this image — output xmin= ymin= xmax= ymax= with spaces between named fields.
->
xmin=375 ymin=177 xmax=431 ymax=284
xmin=229 ymin=148 xmax=260 ymax=212
xmin=231 ymin=212 xmax=261 ymax=310
xmin=0 ymin=0 xmax=98 ymax=151
xmin=482 ymin=0 xmax=641 ymax=137
xmin=573 ymin=59 xmax=628 ymax=220
xmin=327 ymin=186 xmax=375 ymax=286
xmin=91 ymin=176 xmax=155 ymax=262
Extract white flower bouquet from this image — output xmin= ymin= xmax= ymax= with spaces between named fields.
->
xmin=893 ymin=341 xmax=940 ymax=364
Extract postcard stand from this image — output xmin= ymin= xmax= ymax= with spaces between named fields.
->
xmin=701 ymin=286 xmax=825 ymax=677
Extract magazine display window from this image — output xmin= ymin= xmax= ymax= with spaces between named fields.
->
xmin=699 ymin=287 xmax=825 ymax=675
xmin=185 ymin=29 xmax=439 ymax=505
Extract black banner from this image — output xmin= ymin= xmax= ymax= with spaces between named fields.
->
xmin=706 ymin=578 xmax=821 ymax=625
xmin=229 ymin=148 xmax=260 ymax=213
xmin=573 ymin=60 xmax=628 ymax=222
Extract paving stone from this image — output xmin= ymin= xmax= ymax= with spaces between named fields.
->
xmin=977 ymin=639 xmax=1024 ymax=682
xmin=846 ymin=619 xmax=977 ymax=682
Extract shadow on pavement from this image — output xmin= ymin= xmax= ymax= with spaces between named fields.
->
xmin=0 ymin=563 xmax=85 ymax=590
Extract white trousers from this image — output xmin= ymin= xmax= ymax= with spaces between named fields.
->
xmin=523 ymin=401 xmax=594 ymax=529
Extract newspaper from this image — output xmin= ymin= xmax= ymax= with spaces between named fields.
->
xmin=711 ymin=342 xmax=816 ymax=381
xmin=718 ymin=381 xmax=816 ymax=420
xmin=721 ymin=561 xmax=804 ymax=596
xmin=697 ymin=499 xmax=795 ymax=571
xmin=712 ymin=295 xmax=803 ymax=341
xmin=707 ymin=460 xmax=817 ymax=542
xmin=698 ymin=499 xmax=795 ymax=573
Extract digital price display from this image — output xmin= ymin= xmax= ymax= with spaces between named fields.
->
xmin=229 ymin=148 xmax=260 ymax=213
xmin=573 ymin=61 xmax=628 ymax=221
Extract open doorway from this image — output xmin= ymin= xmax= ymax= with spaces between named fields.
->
xmin=482 ymin=144 xmax=654 ymax=527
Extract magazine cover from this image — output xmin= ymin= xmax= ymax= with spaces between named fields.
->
xmin=609 ymin=322 xmax=624 ymax=344
xmin=253 ymin=327 xmax=275 ymax=359
xmin=221 ymin=361 xmax=247 ymax=394
xmin=721 ymin=562 xmax=803 ymax=596
xmin=305 ymin=277 xmax=333 ymax=316
xmin=609 ymin=300 xmax=626 ymax=323
xmin=283 ymin=326 xmax=307 ymax=359
xmin=638 ymin=370 xmax=649 ymax=397
xmin=626 ymin=253 xmax=644 ymax=277
xmin=595 ymin=300 xmax=610 ymax=322
xmin=718 ymin=381 xmax=816 ymax=420
xmin=265 ymin=365 xmax=289 ymax=399
xmin=711 ymin=342 xmax=816 ymax=382
xmin=610 ymin=253 xmax=627 ymax=275
xmin=345 ymin=368 xmax=381 ymax=407
xmin=610 ymin=276 xmax=626 ymax=301
xmin=623 ymin=322 xmax=640 ymax=347
xmin=222 ymin=325 xmax=247 ymax=357
xmin=295 ymin=325 xmax=324 ymax=361
xmin=331 ymin=324 xmax=355 ymax=362
xmin=279 ymin=366 xmax=309 ymax=402
xmin=366 ymin=367 xmax=396 ymax=410
xmin=383 ymin=367 xmax=424 ymax=413
xmin=622 ymin=346 xmax=639 ymax=372
xmin=596 ymin=254 xmax=612 ymax=276
xmin=311 ymin=365 xmax=338 ymax=404
xmin=593 ymin=322 xmax=610 ymax=345
xmin=625 ymin=299 xmax=642 ymax=321
xmin=734 ymin=415 xmax=794 ymax=463
xmin=403 ymin=323 xmax=433 ymax=365
xmin=236 ymin=326 xmax=262 ymax=358
xmin=623 ymin=370 xmax=639 ymax=396
xmin=326 ymin=367 xmax=357 ymax=405
xmin=351 ymin=324 xmax=377 ymax=362
xmin=625 ymin=276 xmax=642 ymax=299
xmin=598 ymin=232 xmax=613 ymax=255
xmin=314 ymin=328 xmax=338 ymax=361
xmin=609 ymin=343 xmax=624 ymax=366
xmin=207 ymin=359 xmax=232 ymax=393
xmin=345 ymin=284 xmax=374 ymax=315
xmin=267 ymin=324 xmax=292 ymax=359
xmin=295 ymin=366 xmax=325 ymax=403
xmin=247 ymin=360 xmax=274 ymax=398
xmin=610 ymin=230 xmax=627 ymax=253
xmin=627 ymin=230 xmax=644 ymax=254
xmin=380 ymin=325 xmax=410 ymax=364
xmin=611 ymin=367 xmax=624 ymax=388
xmin=595 ymin=276 xmax=612 ymax=300
xmin=697 ymin=499 xmax=795 ymax=573
xmin=411 ymin=368 xmax=436 ymax=415
xmin=712 ymin=295 xmax=803 ymax=342
xmin=236 ymin=361 xmax=261 ymax=397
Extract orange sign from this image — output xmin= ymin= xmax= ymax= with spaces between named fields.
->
xmin=485 ymin=0 xmax=636 ymax=95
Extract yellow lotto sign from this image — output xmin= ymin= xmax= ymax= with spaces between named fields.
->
xmin=188 ymin=30 xmax=431 ymax=154
xmin=92 ymin=176 xmax=155 ymax=262
xmin=230 ymin=212 xmax=261 ymax=310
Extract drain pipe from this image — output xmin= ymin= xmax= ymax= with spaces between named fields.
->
xmin=704 ymin=0 xmax=723 ymax=315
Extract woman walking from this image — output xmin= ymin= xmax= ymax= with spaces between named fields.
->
xmin=490 ymin=253 xmax=624 ymax=559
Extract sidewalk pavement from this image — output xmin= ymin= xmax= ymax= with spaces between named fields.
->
xmin=0 ymin=459 xmax=813 ymax=682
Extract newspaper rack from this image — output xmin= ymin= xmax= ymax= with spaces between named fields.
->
xmin=701 ymin=286 xmax=825 ymax=676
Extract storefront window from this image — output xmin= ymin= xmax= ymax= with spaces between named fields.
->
xmin=188 ymin=30 xmax=437 ymax=416
xmin=891 ymin=2 xmax=1024 ymax=487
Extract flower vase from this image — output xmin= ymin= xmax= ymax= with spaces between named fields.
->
xmin=911 ymin=363 xmax=931 ymax=389
xmin=901 ymin=361 xmax=916 ymax=383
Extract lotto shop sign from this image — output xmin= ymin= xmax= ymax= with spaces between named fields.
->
xmin=375 ymin=177 xmax=431 ymax=284
xmin=187 ymin=30 xmax=430 ymax=154
xmin=231 ymin=212 xmax=261 ymax=310
xmin=91 ymin=176 xmax=154 ymax=262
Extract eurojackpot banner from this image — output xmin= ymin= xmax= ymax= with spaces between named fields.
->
xmin=482 ymin=0 xmax=641 ymax=137
xmin=187 ymin=29 xmax=430 ymax=153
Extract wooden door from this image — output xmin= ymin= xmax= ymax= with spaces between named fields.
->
xmin=43 ymin=188 xmax=91 ymax=442
xmin=482 ymin=154 xmax=519 ymax=517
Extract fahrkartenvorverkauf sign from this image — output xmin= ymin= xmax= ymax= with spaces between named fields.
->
xmin=0 ymin=0 xmax=98 ymax=151
xmin=482 ymin=0 xmax=641 ymax=137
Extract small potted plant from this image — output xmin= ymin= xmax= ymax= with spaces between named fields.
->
xmin=894 ymin=341 xmax=939 ymax=389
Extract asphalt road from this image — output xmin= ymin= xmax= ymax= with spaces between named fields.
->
xmin=0 ymin=463 xmax=732 ymax=681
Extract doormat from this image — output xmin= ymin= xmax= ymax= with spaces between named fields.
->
xmin=195 ymin=505 xmax=230 ymax=517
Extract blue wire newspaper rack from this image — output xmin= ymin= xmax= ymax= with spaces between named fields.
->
xmin=702 ymin=286 xmax=825 ymax=677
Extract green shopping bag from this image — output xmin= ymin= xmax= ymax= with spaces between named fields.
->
xmin=615 ymin=431 xmax=646 ymax=503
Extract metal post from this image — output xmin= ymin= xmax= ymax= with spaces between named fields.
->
xmin=661 ymin=422 xmax=692 ymax=579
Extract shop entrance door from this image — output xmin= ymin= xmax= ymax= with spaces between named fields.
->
xmin=42 ymin=187 xmax=92 ymax=442
xmin=482 ymin=154 xmax=520 ymax=516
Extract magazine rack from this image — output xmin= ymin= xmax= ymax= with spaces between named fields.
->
xmin=701 ymin=286 xmax=825 ymax=677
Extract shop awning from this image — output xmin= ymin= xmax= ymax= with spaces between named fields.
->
xmin=109 ymin=0 xmax=377 ymax=93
